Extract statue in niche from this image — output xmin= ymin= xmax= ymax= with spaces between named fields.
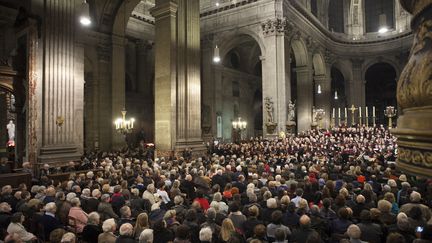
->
xmin=265 ymin=97 xmax=274 ymax=123
xmin=288 ymin=100 xmax=296 ymax=121
xmin=6 ymin=120 xmax=15 ymax=141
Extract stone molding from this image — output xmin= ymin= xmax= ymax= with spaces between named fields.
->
xmin=261 ymin=18 xmax=294 ymax=36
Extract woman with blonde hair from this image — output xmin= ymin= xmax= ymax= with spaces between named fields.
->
xmin=220 ymin=218 xmax=244 ymax=242
xmin=134 ymin=213 xmax=150 ymax=240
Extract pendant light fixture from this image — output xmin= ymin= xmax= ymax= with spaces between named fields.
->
xmin=317 ymin=84 xmax=322 ymax=94
xmin=79 ymin=0 xmax=91 ymax=26
xmin=213 ymin=45 xmax=221 ymax=63
xmin=334 ymin=91 xmax=338 ymax=100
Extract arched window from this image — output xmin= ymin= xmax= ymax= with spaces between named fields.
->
xmin=328 ymin=0 xmax=344 ymax=33
xmin=365 ymin=0 xmax=394 ymax=32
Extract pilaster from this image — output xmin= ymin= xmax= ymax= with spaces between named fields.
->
xmin=111 ymin=35 xmax=126 ymax=148
xmin=314 ymin=74 xmax=331 ymax=128
xmin=296 ymin=66 xmax=313 ymax=132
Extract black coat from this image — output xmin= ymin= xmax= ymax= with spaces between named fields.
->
xmin=81 ymin=224 xmax=102 ymax=243
xmin=115 ymin=235 xmax=136 ymax=243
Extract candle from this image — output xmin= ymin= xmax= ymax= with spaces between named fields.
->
xmin=345 ymin=107 xmax=347 ymax=118
xmin=373 ymin=106 xmax=376 ymax=117
xmin=366 ymin=107 xmax=368 ymax=117
xmin=359 ymin=107 xmax=362 ymax=118
xmin=338 ymin=108 xmax=341 ymax=118
xmin=332 ymin=108 xmax=335 ymax=118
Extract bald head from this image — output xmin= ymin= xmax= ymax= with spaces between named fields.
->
xmin=299 ymin=215 xmax=311 ymax=226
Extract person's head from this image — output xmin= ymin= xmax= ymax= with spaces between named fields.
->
xmin=199 ymin=227 xmax=212 ymax=242
xmin=136 ymin=212 xmax=149 ymax=228
xmin=0 ymin=202 xmax=11 ymax=213
xmin=101 ymin=194 xmax=110 ymax=202
xmin=88 ymin=212 xmax=100 ymax=225
xmin=248 ymin=205 xmax=259 ymax=217
xmin=163 ymin=210 xmax=176 ymax=221
xmin=338 ymin=207 xmax=349 ymax=220
xmin=120 ymin=206 xmax=131 ymax=218
xmin=174 ymin=195 xmax=184 ymax=205
xmin=410 ymin=191 xmax=422 ymax=203
xmin=229 ymin=202 xmax=240 ymax=213
xmin=119 ymin=223 xmax=133 ymax=237
xmin=378 ymin=200 xmax=392 ymax=213
xmin=299 ymin=215 xmax=311 ymax=227
xmin=10 ymin=212 xmax=24 ymax=224
xmin=271 ymin=210 xmax=283 ymax=224
xmin=70 ymin=198 xmax=81 ymax=207
xmin=386 ymin=232 xmax=406 ymax=243
xmin=102 ymin=218 xmax=116 ymax=233
xmin=346 ymin=224 xmax=361 ymax=239
xmin=275 ymin=228 xmax=286 ymax=241
xmin=60 ymin=232 xmax=76 ymax=243
xmin=253 ymin=224 xmax=267 ymax=238
xmin=221 ymin=218 xmax=236 ymax=241
xmin=213 ymin=192 xmax=222 ymax=202
xmin=296 ymin=188 xmax=304 ymax=197
xmin=206 ymin=207 xmax=216 ymax=220
xmin=49 ymin=228 xmax=67 ymax=243
xmin=139 ymin=229 xmax=153 ymax=243
xmin=44 ymin=202 xmax=57 ymax=214
xmin=175 ymin=225 xmax=190 ymax=240
xmin=147 ymin=184 xmax=155 ymax=193
xmin=267 ymin=198 xmax=277 ymax=209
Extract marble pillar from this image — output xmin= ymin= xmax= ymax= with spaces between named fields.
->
xmin=111 ymin=35 xmax=126 ymax=148
xmin=296 ymin=66 xmax=313 ymax=132
xmin=394 ymin=0 xmax=411 ymax=33
xmin=261 ymin=18 xmax=291 ymax=136
xmin=393 ymin=0 xmax=432 ymax=178
xmin=37 ymin=0 xmax=83 ymax=165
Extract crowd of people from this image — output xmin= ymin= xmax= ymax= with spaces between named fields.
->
xmin=0 ymin=125 xmax=431 ymax=243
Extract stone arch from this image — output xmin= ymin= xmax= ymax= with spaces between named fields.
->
xmin=218 ymin=27 xmax=265 ymax=60
xmin=290 ymin=38 xmax=308 ymax=67
xmin=362 ymin=57 xmax=401 ymax=81
xmin=0 ymin=83 xmax=13 ymax=94
xmin=332 ymin=60 xmax=353 ymax=82
xmin=312 ymin=52 xmax=326 ymax=76
xmin=112 ymin=0 xmax=141 ymax=36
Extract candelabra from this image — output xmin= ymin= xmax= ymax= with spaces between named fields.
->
xmin=114 ymin=109 xmax=135 ymax=135
xmin=232 ymin=117 xmax=247 ymax=142
xmin=384 ymin=106 xmax=397 ymax=128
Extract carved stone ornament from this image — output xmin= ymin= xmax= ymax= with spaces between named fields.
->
xmin=392 ymin=0 xmax=432 ymax=178
xmin=261 ymin=18 xmax=292 ymax=36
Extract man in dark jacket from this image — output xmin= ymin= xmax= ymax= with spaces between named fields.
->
xmin=115 ymin=223 xmax=136 ymax=243
xmin=39 ymin=202 xmax=64 ymax=240
xmin=291 ymin=215 xmax=320 ymax=243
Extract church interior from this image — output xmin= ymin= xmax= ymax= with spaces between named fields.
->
xmin=0 ymin=0 xmax=431 ymax=242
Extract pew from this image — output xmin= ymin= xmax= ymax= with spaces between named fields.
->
xmin=0 ymin=172 xmax=32 ymax=189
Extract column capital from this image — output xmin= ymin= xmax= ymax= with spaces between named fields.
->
xmin=151 ymin=1 xmax=178 ymax=20
xmin=350 ymin=58 xmax=364 ymax=68
xmin=261 ymin=17 xmax=294 ymax=37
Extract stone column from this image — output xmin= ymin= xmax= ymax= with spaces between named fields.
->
xmin=175 ymin=0 xmax=204 ymax=153
xmin=96 ymin=40 xmax=112 ymax=151
xmin=261 ymin=18 xmax=291 ymax=136
xmin=111 ymin=35 xmax=126 ymax=148
xmin=151 ymin=0 xmax=178 ymax=154
xmin=296 ymin=66 xmax=313 ymax=132
xmin=201 ymin=38 xmax=216 ymax=140
xmin=347 ymin=58 xmax=365 ymax=108
xmin=314 ymin=74 xmax=331 ymax=128
xmin=393 ymin=0 xmax=432 ymax=178
xmin=37 ymin=0 xmax=83 ymax=165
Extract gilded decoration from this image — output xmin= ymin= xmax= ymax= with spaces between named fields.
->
xmin=397 ymin=19 xmax=432 ymax=109
xmin=393 ymin=1 xmax=432 ymax=178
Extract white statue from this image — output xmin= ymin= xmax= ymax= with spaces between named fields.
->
xmin=6 ymin=120 xmax=15 ymax=141
xmin=265 ymin=97 xmax=274 ymax=123
xmin=288 ymin=100 xmax=296 ymax=121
